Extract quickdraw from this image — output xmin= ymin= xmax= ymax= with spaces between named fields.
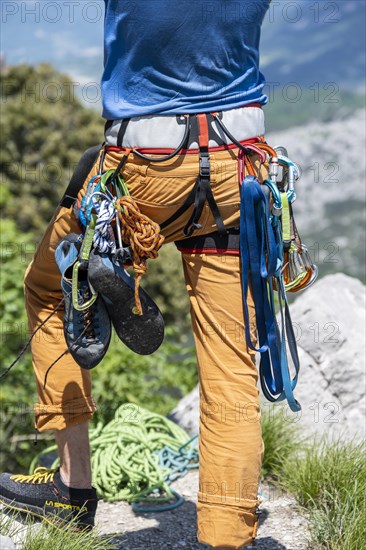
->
xmin=273 ymin=147 xmax=318 ymax=293
xmin=71 ymin=215 xmax=98 ymax=312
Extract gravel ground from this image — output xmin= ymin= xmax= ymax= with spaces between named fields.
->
xmin=0 ymin=471 xmax=315 ymax=549
xmin=96 ymin=471 xmax=313 ymax=550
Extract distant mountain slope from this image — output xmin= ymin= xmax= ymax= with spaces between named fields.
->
xmin=261 ymin=0 xmax=365 ymax=91
xmin=268 ymin=109 xmax=366 ymax=281
xmin=1 ymin=0 xmax=365 ymax=92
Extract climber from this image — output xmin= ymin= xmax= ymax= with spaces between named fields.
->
xmin=0 ymin=1 xmax=273 ymax=548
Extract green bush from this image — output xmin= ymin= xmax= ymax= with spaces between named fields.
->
xmin=0 ymin=63 xmax=104 ymax=236
xmin=92 ymin=327 xmax=197 ymax=426
xmin=0 ymin=64 xmax=195 ymax=474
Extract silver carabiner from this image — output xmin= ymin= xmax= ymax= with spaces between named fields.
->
xmin=288 ymin=252 xmax=298 ymax=281
xmin=294 ymin=249 xmax=307 ymax=276
xmin=301 ymin=245 xmax=314 ymax=268
xmin=277 ymin=156 xmax=301 ymax=203
xmin=299 ymin=245 xmax=319 ymax=290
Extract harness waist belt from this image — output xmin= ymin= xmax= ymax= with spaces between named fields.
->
xmin=105 ymin=104 xmax=265 ymax=149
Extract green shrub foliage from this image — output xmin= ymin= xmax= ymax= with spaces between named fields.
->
xmin=0 ymin=64 xmax=195 ymax=472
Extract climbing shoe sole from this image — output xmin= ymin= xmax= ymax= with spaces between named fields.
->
xmin=88 ymin=249 xmax=164 ymax=355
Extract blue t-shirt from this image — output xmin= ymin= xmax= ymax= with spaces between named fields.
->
xmin=102 ymin=0 xmax=270 ymax=120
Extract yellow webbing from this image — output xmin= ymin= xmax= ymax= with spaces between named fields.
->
xmin=281 ymin=192 xmax=291 ymax=242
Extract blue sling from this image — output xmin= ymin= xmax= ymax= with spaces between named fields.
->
xmin=239 ymin=175 xmax=301 ymax=412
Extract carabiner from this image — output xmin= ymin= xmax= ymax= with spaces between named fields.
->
xmin=274 ymin=145 xmax=288 ymax=157
xmin=277 ymin=155 xmax=301 ymax=180
xmin=244 ymin=144 xmax=267 ymax=165
xmin=300 ymin=245 xmax=319 ymax=289
xmin=72 ymin=261 xmax=98 ymax=311
xmin=264 ymin=179 xmax=282 ymax=216
xmin=277 ymin=155 xmax=302 ymax=203
xmin=269 ymin=155 xmax=279 ymax=187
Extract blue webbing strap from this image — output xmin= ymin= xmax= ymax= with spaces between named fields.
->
xmin=239 ymin=176 xmax=301 ymax=412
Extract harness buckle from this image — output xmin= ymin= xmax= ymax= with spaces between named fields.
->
xmin=199 ymin=154 xmax=210 ymax=178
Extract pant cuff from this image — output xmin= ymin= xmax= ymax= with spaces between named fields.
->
xmin=197 ymin=498 xmax=261 ymax=549
xmin=34 ymin=396 xmax=97 ymax=432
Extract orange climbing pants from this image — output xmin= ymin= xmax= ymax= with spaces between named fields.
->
xmin=25 ymin=138 xmax=268 ymax=549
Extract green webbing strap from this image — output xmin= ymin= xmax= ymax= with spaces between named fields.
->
xmin=80 ymin=214 xmax=97 ymax=263
xmin=279 ymin=193 xmax=309 ymax=291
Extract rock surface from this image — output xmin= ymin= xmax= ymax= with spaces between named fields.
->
xmin=1 ymin=472 xmax=312 ymax=549
xmin=169 ymin=385 xmax=200 ymax=437
xmin=96 ymin=471 xmax=312 ymax=550
xmin=288 ymin=273 xmax=366 ymax=441
xmin=170 ymin=274 xmax=366 ymax=442
xmin=268 ymin=110 xmax=366 ymax=280
xmin=0 ymin=534 xmax=15 ymax=549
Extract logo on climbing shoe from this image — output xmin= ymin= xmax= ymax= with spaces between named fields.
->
xmin=45 ymin=500 xmax=84 ymax=511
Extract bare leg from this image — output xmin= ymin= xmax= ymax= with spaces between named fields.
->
xmin=55 ymin=421 xmax=92 ymax=489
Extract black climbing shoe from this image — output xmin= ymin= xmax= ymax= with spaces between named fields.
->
xmin=0 ymin=468 xmax=98 ymax=531
xmin=88 ymin=249 xmax=165 ymax=355
xmin=55 ymin=234 xmax=112 ymax=369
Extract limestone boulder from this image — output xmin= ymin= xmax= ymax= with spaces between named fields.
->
xmin=170 ymin=274 xmax=366 ymax=442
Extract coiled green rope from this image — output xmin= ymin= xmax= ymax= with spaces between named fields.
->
xmin=30 ymin=404 xmax=198 ymax=512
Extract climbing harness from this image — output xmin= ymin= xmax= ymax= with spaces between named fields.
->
xmin=30 ymin=404 xmax=199 ymax=513
xmin=158 ymin=114 xmax=261 ymax=237
xmin=66 ymin=113 xmax=261 ymax=340
xmin=2 ymin=110 xmax=317 ymax=416
xmin=2 ymin=110 xmax=319 ymax=522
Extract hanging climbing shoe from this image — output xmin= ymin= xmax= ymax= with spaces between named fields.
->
xmin=0 ymin=467 xmax=98 ymax=531
xmin=88 ymin=249 xmax=164 ymax=355
xmin=55 ymin=234 xmax=111 ymax=369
